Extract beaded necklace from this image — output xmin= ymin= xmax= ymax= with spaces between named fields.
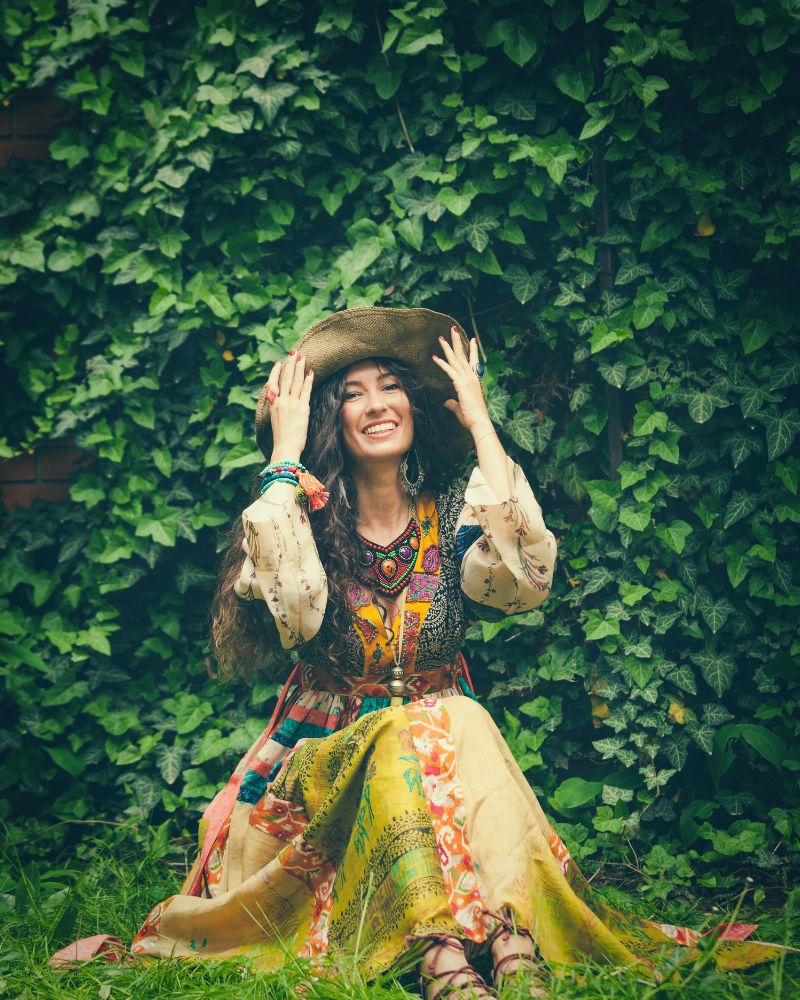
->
xmin=354 ymin=513 xmax=420 ymax=597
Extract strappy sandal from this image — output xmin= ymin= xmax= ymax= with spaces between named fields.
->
xmin=488 ymin=922 xmax=548 ymax=997
xmin=419 ymin=934 xmax=496 ymax=1000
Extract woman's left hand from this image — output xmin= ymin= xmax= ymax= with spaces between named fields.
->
xmin=432 ymin=326 xmax=493 ymax=437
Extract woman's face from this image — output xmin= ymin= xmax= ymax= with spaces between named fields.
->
xmin=339 ymin=359 xmax=414 ymax=467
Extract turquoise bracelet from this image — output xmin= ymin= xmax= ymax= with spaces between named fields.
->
xmin=256 ymin=460 xmax=330 ymax=513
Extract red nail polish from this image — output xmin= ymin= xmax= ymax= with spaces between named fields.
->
xmin=289 ymin=349 xmax=295 ymax=355
xmin=451 ymin=325 xmax=458 ymax=333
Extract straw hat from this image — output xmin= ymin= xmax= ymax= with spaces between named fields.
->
xmin=255 ymin=306 xmax=474 ymax=462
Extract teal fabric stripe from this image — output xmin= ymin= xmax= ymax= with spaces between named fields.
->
xmin=458 ymin=676 xmax=478 ymax=700
xmin=271 ymin=717 xmax=337 ymax=746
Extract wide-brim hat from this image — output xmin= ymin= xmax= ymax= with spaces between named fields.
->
xmin=255 ymin=306 xmax=474 ymax=463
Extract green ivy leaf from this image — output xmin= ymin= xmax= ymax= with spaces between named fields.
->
xmin=633 ymin=401 xmax=668 ymax=436
xmin=626 ymin=658 xmax=653 ymax=688
xmin=687 ymin=722 xmax=715 ymax=754
xmin=156 ymin=744 xmax=185 ymax=785
xmin=669 ymin=666 xmax=697 ymax=695
xmin=45 ymin=747 xmax=86 ymax=778
xmin=688 ymin=392 xmax=715 ymax=424
xmin=505 ymin=411 xmax=537 ymax=452
xmin=640 ymin=218 xmax=682 ymax=252
xmin=654 ymin=519 xmax=692 ymax=554
xmin=553 ymin=55 xmax=594 ymax=102
xmin=578 ymin=114 xmax=613 ymax=140
xmin=583 ymin=611 xmax=620 ymax=641
xmin=552 ymin=776 xmax=602 ymax=810
xmin=154 ymin=164 xmax=194 ymax=189
xmin=584 ymin=0 xmax=611 ymax=23
xmin=454 ymin=215 xmax=499 ymax=253
xmin=504 ymin=264 xmax=543 ymax=304
xmin=598 ymin=361 xmax=627 ymax=388
xmin=760 ymin=407 xmax=800 ymax=460
xmin=244 ymin=82 xmax=298 ymax=124
xmin=396 ymin=26 xmax=444 ymax=55
xmin=726 ymin=547 xmax=750 ymax=589
xmin=723 ymin=491 xmax=757 ymax=529
xmin=9 ymin=239 xmax=45 ymax=271
xmin=740 ymin=316 xmax=774 ymax=354
xmin=618 ymin=502 xmax=654 ymax=532
xmin=486 ymin=19 xmax=539 ymax=67
xmin=620 ymin=583 xmax=651 ymax=606
xmin=365 ymin=58 xmax=404 ymax=99
xmin=694 ymin=651 xmax=736 ymax=696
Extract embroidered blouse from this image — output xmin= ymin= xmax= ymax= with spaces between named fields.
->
xmin=234 ymin=458 xmax=557 ymax=679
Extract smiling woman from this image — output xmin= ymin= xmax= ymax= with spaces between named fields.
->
xmin=55 ymin=308 xmax=792 ymax=995
xmin=340 ymin=362 xmax=414 ymax=473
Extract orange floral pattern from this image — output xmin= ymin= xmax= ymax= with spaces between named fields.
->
xmin=406 ymin=698 xmax=493 ymax=942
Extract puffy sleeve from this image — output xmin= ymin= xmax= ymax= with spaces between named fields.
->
xmin=450 ymin=457 xmax=557 ymax=617
xmin=233 ymin=483 xmax=328 ymax=649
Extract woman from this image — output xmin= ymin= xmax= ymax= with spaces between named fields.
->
xmin=67 ymin=308 xmax=785 ymax=993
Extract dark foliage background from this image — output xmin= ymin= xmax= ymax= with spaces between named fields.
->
xmin=2 ymin=0 xmax=799 ymax=906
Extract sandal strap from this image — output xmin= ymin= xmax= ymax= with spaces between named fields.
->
xmin=420 ymin=936 xmax=494 ymax=1000
xmin=486 ymin=918 xmax=535 ymax=949
xmin=492 ymin=951 xmax=543 ymax=979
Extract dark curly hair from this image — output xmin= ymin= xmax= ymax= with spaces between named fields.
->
xmin=210 ymin=357 xmax=457 ymax=680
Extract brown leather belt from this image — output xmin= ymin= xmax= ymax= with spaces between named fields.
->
xmin=298 ymin=659 xmax=464 ymax=699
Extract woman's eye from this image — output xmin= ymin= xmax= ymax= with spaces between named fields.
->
xmin=384 ymin=383 xmax=401 ymax=391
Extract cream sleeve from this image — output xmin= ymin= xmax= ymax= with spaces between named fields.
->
xmin=454 ymin=457 xmax=557 ymax=614
xmin=233 ymin=483 xmax=328 ymax=649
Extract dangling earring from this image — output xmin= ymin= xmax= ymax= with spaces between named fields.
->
xmin=399 ymin=444 xmax=425 ymax=497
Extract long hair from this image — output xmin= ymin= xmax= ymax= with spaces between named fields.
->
xmin=210 ymin=357 xmax=455 ymax=681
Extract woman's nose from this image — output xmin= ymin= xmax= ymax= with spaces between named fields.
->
xmin=364 ymin=392 xmax=388 ymax=413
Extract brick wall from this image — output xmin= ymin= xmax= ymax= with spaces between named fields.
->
xmin=0 ymin=89 xmax=72 ymax=167
xmin=2 ymin=90 xmax=89 ymax=511
xmin=0 ymin=442 xmax=93 ymax=510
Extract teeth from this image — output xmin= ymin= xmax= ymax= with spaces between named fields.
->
xmin=364 ymin=423 xmax=397 ymax=435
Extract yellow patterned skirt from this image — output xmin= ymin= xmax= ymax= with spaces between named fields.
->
xmin=130 ymin=696 xmax=787 ymax=976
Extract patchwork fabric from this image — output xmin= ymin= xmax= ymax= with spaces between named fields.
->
xmin=132 ymin=698 xmax=788 ymax=975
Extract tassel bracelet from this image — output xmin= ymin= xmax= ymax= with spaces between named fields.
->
xmin=258 ymin=461 xmax=330 ymax=512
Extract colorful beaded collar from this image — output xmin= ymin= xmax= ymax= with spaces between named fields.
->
xmin=355 ymin=516 xmax=420 ymax=597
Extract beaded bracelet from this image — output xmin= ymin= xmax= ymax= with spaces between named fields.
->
xmin=257 ymin=460 xmax=330 ymax=512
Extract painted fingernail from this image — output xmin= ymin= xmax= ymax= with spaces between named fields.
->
xmin=289 ymin=349 xmax=295 ymax=355
xmin=451 ymin=325 xmax=458 ymax=333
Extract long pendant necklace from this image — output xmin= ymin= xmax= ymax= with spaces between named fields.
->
xmin=383 ymin=584 xmax=408 ymax=669
xmin=385 ymin=584 xmax=408 ymax=702
xmin=355 ymin=502 xmax=416 ymax=700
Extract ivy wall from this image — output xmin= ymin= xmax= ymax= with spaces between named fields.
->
xmin=2 ymin=0 xmax=799 ymax=900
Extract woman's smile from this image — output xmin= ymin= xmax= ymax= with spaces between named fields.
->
xmin=362 ymin=420 xmax=399 ymax=438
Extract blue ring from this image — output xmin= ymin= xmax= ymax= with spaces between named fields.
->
xmin=473 ymin=361 xmax=485 ymax=378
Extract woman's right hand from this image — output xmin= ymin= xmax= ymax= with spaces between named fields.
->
xmin=266 ymin=351 xmax=314 ymax=462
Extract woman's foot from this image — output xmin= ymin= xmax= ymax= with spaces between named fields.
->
xmin=489 ymin=925 xmax=548 ymax=997
xmin=420 ymin=935 xmax=495 ymax=999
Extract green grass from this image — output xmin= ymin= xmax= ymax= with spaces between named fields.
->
xmin=1 ymin=838 xmax=798 ymax=1000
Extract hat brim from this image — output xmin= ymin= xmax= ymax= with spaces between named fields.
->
xmin=255 ymin=306 xmax=475 ymax=464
